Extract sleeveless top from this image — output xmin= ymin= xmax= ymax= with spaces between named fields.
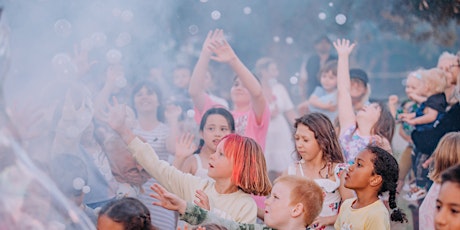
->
xmin=288 ymin=162 xmax=348 ymax=230
xmin=193 ymin=154 xmax=211 ymax=180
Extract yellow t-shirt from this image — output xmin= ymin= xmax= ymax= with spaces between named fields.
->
xmin=335 ymin=198 xmax=390 ymax=230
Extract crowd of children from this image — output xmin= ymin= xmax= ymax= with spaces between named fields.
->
xmin=6 ymin=27 xmax=460 ymax=230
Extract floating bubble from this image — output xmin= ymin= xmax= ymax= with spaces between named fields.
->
xmin=115 ymin=76 xmax=127 ymax=89
xmin=187 ymin=109 xmax=195 ymax=118
xmin=52 ymin=53 xmax=77 ymax=78
xmin=329 ymin=2 xmax=334 ymax=7
xmin=285 ymin=37 xmax=294 ymax=45
xmin=318 ymin=12 xmax=327 ymax=20
xmin=115 ymin=32 xmax=131 ymax=47
xmin=121 ymin=10 xmax=134 ymax=22
xmin=80 ymin=37 xmax=93 ymax=51
xmin=273 ymin=36 xmax=280 ymax=43
xmin=188 ymin=25 xmax=199 ymax=35
xmin=112 ymin=8 xmax=122 ymax=17
xmin=243 ymin=7 xmax=252 ymax=15
xmin=211 ymin=10 xmax=221 ymax=20
xmin=73 ymin=177 xmax=85 ymax=190
xmin=290 ymin=76 xmax=299 ymax=85
xmin=54 ymin=19 xmax=72 ymax=37
xmin=200 ymin=0 xmax=208 ymax=3
xmin=91 ymin=32 xmax=107 ymax=47
xmin=106 ymin=49 xmax=122 ymax=64
xmin=335 ymin=14 xmax=347 ymax=25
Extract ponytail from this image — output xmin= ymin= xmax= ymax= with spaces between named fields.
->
xmin=388 ymin=189 xmax=407 ymax=223
xmin=193 ymin=139 xmax=205 ymax=154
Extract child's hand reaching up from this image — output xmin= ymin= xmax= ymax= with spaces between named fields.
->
xmin=150 ymin=183 xmax=187 ymax=214
xmin=333 ymin=39 xmax=356 ymax=57
xmin=208 ymin=30 xmax=238 ymax=64
xmin=194 ymin=189 xmax=210 ymax=210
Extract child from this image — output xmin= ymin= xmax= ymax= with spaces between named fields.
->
xmin=400 ymin=68 xmax=448 ymax=199
xmin=334 ymin=39 xmax=395 ymax=163
xmin=189 ymin=29 xmax=270 ymax=151
xmin=283 ymin=113 xmax=354 ymax=230
xmin=419 ymin=132 xmax=460 ymax=230
xmin=255 ymin=57 xmax=297 ymax=181
xmin=298 ymin=60 xmax=338 ymax=121
xmin=97 ymin=197 xmax=157 ymax=230
xmin=151 ymin=175 xmax=324 ymax=230
xmin=174 ymin=107 xmax=235 ymax=180
xmin=335 ymin=145 xmax=407 ymax=230
xmin=106 ymin=100 xmax=271 ymax=223
xmin=434 ymin=164 xmax=460 ymax=230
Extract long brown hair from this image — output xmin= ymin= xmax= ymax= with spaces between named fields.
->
xmin=371 ymin=101 xmax=395 ymax=143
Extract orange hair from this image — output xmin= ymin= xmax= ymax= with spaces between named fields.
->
xmin=222 ymin=134 xmax=272 ymax=196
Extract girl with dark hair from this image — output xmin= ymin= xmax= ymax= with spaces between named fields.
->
xmin=97 ymin=197 xmax=157 ymax=230
xmin=335 ymin=145 xmax=407 ymax=229
xmin=174 ymin=107 xmax=235 ymax=180
xmin=283 ymin=113 xmax=354 ymax=229
xmin=434 ymin=164 xmax=460 ymax=230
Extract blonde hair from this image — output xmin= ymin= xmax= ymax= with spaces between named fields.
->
xmin=429 ymin=132 xmax=460 ymax=183
xmin=274 ymin=176 xmax=324 ymax=227
xmin=222 ymin=134 xmax=272 ymax=196
xmin=420 ymin=68 xmax=448 ymax=95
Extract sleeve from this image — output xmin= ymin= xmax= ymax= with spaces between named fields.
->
xmin=425 ymin=93 xmax=447 ymax=112
xmin=128 ymin=137 xmax=204 ymax=201
xmin=181 ymin=202 xmax=273 ymax=230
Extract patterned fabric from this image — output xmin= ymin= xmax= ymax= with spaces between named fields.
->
xmin=288 ymin=162 xmax=347 ymax=230
xmin=339 ymin=125 xmax=372 ymax=164
xmin=181 ymin=202 xmax=274 ymax=230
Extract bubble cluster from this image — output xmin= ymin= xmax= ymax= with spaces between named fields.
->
xmin=54 ymin=19 xmax=72 ymax=37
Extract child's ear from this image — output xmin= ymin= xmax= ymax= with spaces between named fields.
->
xmin=290 ymin=203 xmax=304 ymax=218
xmin=370 ymin=174 xmax=383 ymax=187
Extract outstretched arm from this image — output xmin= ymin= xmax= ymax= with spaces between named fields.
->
xmin=209 ymin=31 xmax=267 ymax=124
xmin=189 ymin=30 xmax=220 ymax=112
xmin=334 ymin=39 xmax=356 ymax=135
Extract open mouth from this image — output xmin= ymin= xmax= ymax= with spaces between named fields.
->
xmin=209 ymin=163 xmax=214 ymax=168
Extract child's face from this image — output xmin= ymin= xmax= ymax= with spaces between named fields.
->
xmin=344 ymin=150 xmax=377 ymax=190
xmin=294 ymin=124 xmax=322 ymax=162
xmin=231 ymin=78 xmax=251 ymax=106
xmin=320 ymin=70 xmax=337 ymax=92
xmin=173 ymin=68 xmax=191 ymax=89
xmin=435 ymin=182 xmax=460 ymax=230
xmin=201 ymin=114 xmax=231 ymax=152
xmin=356 ymin=103 xmax=381 ymax=125
xmin=134 ymin=86 xmax=159 ymax=113
xmin=208 ymin=139 xmax=233 ymax=179
xmin=264 ymin=181 xmax=294 ymax=228
xmin=405 ymin=76 xmax=423 ymax=98
xmin=350 ymin=78 xmax=367 ymax=99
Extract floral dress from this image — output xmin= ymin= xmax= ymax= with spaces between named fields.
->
xmin=288 ymin=162 xmax=348 ymax=230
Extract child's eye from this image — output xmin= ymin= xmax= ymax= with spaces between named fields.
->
xmin=436 ymin=205 xmax=441 ymax=211
xmin=221 ymin=127 xmax=228 ymax=132
xmin=208 ymin=127 xmax=215 ymax=131
xmin=452 ymin=208 xmax=460 ymax=214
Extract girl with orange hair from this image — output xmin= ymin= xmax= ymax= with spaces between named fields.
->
xmin=106 ymin=100 xmax=271 ymax=224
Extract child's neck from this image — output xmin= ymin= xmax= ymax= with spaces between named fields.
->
xmin=214 ymin=178 xmax=239 ymax=194
xmin=352 ymin=189 xmax=379 ymax=209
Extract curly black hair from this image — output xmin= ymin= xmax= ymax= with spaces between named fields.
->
xmin=366 ymin=145 xmax=408 ymax=223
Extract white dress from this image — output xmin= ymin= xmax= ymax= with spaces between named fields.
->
xmin=264 ymin=82 xmax=295 ymax=172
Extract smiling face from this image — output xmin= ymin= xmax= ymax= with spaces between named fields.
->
xmin=405 ymin=75 xmax=424 ymax=99
xmin=201 ymin=114 xmax=232 ymax=152
xmin=133 ymin=86 xmax=159 ymax=115
xmin=344 ymin=150 xmax=377 ymax=190
xmin=207 ymin=140 xmax=233 ymax=179
xmin=435 ymin=182 xmax=460 ymax=230
xmin=294 ymin=124 xmax=322 ymax=163
xmin=264 ymin=181 xmax=294 ymax=229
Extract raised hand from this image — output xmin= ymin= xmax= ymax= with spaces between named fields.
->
xmin=194 ymin=189 xmax=210 ymax=210
xmin=175 ymin=133 xmax=197 ymax=161
xmin=208 ymin=30 xmax=238 ymax=63
xmin=333 ymin=39 xmax=356 ymax=57
xmin=150 ymin=183 xmax=187 ymax=214
xmin=201 ymin=29 xmax=222 ymax=58
xmin=73 ymin=44 xmax=97 ymax=76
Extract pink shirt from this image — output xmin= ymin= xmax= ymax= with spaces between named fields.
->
xmin=194 ymin=94 xmax=270 ymax=150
